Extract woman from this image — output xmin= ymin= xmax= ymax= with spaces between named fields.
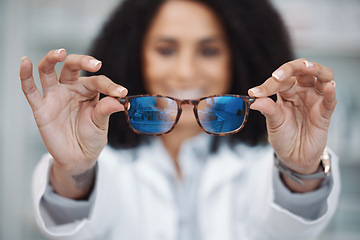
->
xmin=20 ymin=0 xmax=339 ymax=239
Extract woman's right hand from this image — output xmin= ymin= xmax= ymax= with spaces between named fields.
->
xmin=20 ymin=49 xmax=127 ymax=199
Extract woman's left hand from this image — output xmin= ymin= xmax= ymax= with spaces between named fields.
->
xmin=248 ymin=59 xmax=336 ymax=189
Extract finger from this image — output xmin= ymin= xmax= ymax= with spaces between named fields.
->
xmin=304 ymin=60 xmax=334 ymax=95
xmin=296 ymin=74 xmax=316 ymax=88
xmin=302 ymin=60 xmax=334 ymax=83
xmin=20 ymin=57 xmax=43 ymax=111
xmin=92 ymin=96 xmax=125 ymax=130
xmin=249 ymin=59 xmax=335 ymax=98
xmin=319 ymin=81 xmax=337 ymax=119
xmin=248 ymin=76 xmax=296 ymax=98
xmin=80 ymin=75 xmax=128 ymax=98
xmin=249 ymin=96 xmax=284 ymax=129
xmin=272 ymin=59 xmax=334 ymax=84
xmin=59 ymin=54 xmax=102 ymax=84
xmin=315 ymin=78 xmax=336 ymax=95
xmin=38 ymin=49 xmax=66 ymax=93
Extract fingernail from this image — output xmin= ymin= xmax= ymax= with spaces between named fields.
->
xmin=117 ymin=87 xmax=128 ymax=95
xmin=249 ymin=87 xmax=261 ymax=95
xmin=21 ymin=56 xmax=27 ymax=62
xmin=331 ymin=80 xmax=336 ymax=87
xmin=304 ymin=60 xmax=314 ymax=68
xmin=89 ymin=59 xmax=101 ymax=67
xmin=272 ymin=69 xmax=284 ymax=81
xmin=55 ymin=48 xmax=65 ymax=55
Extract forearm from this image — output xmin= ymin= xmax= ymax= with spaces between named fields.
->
xmin=50 ymin=161 xmax=96 ymax=200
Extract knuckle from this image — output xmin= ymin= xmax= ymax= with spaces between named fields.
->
xmin=106 ymin=83 xmax=113 ymax=91
xmin=98 ymin=74 xmax=108 ymax=80
xmin=66 ymin=54 xmax=77 ymax=60
xmin=312 ymin=64 xmax=321 ymax=75
xmin=282 ymin=63 xmax=293 ymax=74
xmin=25 ymin=85 xmax=38 ymax=96
xmin=37 ymin=61 xmax=45 ymax=72
xmin=65 ymin=54 xmax=88 ymax=71
xmin=99 ymin=75 xmax=113 ymax=85
xmin=261 ymin=81 xmax=272 ymax=93
xmin=63 ymin=54 xmax=77 ymax=65
xmin=315 ymin=62 xmax=323 ymax=70
xmin=38 ymin=50 xmax=62 ymax=73
xmin=38 ymin=60 xmax=53 ymax=74
xmin=96 ymin=75 xmax=110 ymax=85
xmin=63 ymin=54 xmax=75 ymax=68
xmin=97 ymin=75 xmax=113 ymax=89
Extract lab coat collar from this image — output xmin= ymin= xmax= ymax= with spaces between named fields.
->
xmin=199 ymin=141 xmax=247 ymax=198
xmin=135 ymin=137 xmax=175 ymax=203
xmin=134 ymin=133 xmax=251 ymax=203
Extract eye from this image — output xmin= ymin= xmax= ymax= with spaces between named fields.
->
xmin=156 ymin=47 xmax=175 ymax=56
xmin=200 ymin=47 xmax=220 ymax=57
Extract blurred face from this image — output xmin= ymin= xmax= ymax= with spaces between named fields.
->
xmin=142 ymin=0 xmax=231 ymax=131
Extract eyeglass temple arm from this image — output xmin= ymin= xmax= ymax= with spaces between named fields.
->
xmin=117 ymin=98 xmax=126 ymax=105
xmin=248 ymin=97 xmax=256 ymax=104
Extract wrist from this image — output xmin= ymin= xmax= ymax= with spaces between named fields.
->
xmin=52 ymin=159 xmax=97 ymax=176
xmin=50 ymin=161 xmax=97 ymax=200
xmin=276 ymin=157 xmax=322 ymax=176
xmin=274 ymin=148 xmax=331 ymax=187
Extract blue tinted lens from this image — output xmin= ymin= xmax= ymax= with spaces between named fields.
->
xmin=127 ymin=96 xmax=178 ymax=134
xmin=197 ymin=96 xmax=246 ymax=134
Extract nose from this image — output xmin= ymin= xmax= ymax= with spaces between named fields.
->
xmin=174 ymin=49 xmax=196 ymax=83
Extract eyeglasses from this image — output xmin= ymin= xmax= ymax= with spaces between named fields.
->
xmin=117 ymin=94 xmax=255 ymax=136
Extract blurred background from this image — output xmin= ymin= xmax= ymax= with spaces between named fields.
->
xmin=0 ymin=0 xmax=359 ymax=239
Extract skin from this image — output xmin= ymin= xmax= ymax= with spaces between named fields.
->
xmin=249 ymin=59 xmax=336 ymax=192
xmin=19 ymin=0 xmax=336 ymax=199
xmin=142 ymin=0 xmax=231 ymax=176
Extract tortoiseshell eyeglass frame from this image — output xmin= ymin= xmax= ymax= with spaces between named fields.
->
xmin=117 ymin=94 xmax=255 ymax=136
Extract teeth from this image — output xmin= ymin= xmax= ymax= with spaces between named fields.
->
xmin=168 ymin=88 xmax=204 ymax=100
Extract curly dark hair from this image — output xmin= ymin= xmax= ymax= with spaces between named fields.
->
xmin=86 ymin=0 xmax=294 ymax=150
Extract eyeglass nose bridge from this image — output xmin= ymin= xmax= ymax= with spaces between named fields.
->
xmin=173 ymin=98 xmax=199 ymax=112
xmin=177 ymin=99 xmax=199 ymax=106
xmin=176 ymin=99 xmax=201 ymax=114
xmin=174 ymin=99 xmax=204 ymax=130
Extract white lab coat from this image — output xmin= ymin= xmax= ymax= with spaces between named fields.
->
xmin=32 ymin=135 xmax=340 ymax=240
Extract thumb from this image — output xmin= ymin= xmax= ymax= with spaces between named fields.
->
xmin=250 ymin=96 xmax=284 ymax=129
xmin=92 ymin=96 xmax=125 ymax=130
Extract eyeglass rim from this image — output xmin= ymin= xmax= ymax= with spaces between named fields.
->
xmin=118 ymin=94 xmax=255 ymax=136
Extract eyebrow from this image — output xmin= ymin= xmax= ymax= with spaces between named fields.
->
xmin=154 ymin=36 xmax=226 ymax=44
xmin=155 ymin=37 xmax=177 ymax=44
xmin=199 ymin=36 xmax=225 ymax=44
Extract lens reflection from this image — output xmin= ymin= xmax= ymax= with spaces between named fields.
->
xmin=197 ymin=96 xmax=246 ymax=133
xmin=128 ymin=96 xmax=178 ymax=134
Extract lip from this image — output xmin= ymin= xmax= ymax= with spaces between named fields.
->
xmin=167 ymin=88 xmax=205 ymax=100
